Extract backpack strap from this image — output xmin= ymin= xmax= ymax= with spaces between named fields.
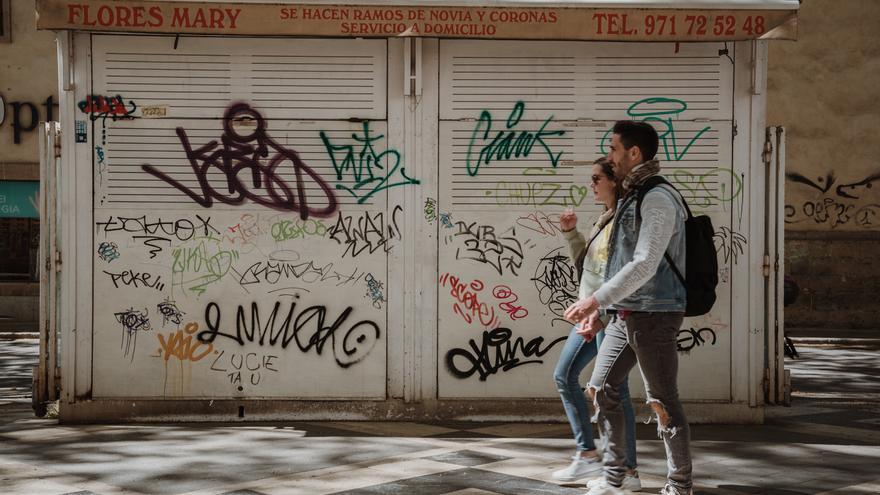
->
xmin=634 ymin=176 xmax=687 ymax=287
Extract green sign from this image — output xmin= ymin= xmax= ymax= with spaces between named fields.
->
xmin=0 ymin=181 xmax=39 ymax=218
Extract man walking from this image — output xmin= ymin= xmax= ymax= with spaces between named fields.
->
xmin=564 ymin=121 xmax=692 ymax=495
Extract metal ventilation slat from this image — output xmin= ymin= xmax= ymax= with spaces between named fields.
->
xmin=98 ymin=119 xmax=390 ymax=210
xmin=92 ymin=36 xmax=387 ymax=121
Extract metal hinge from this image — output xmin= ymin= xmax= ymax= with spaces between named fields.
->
xmin=762 ymin=136 xmax=773 ymax=166
xmin=53 ymin=129 xmax=62 ymax=158
xmin=732 ymin=121 xmax=738 ymax=138
xmin=762 ymin=255 xmax=771 ymax=278
xmin=54 ymin=249 xmax=62 ymax=272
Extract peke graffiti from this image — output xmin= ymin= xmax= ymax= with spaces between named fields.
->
xmin=445 ymin=327 xmax=566 ymax=381
xmin=320 ymin=121 xmax=420 ymax=204
xmin=103 ymin=269 xmax=166 ymax=292
xmin=785 ymin=171 xmax=880 ymax=229
xmin=466 ymin=101 xmax=566 ymax=176
xmin=142 ymin=103 xmax=338 ymax=219
xmin=196 ymin=300 xmax=381 ymax=368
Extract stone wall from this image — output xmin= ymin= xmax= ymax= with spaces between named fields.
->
xmin=768 ymin=0 xmax=880 ymax=331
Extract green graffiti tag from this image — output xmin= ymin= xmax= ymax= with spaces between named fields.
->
xmin=466 ymin=101 xmax=566 ymax=177
xmin=669 ymin=168 xmax=743 ymax=208
xmin=320 ymin=121 xmax=420 ymax=204
xmin=487 ymin=181 xmax=588 ymax=208
xmin=600 ymin=97 xmax=711 ymax=162
xmin=171 ymin=237 xmax=239 ymax=296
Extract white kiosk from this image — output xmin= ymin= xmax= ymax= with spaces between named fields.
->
xmin=33 ymin=0 xmax=796 ymax=423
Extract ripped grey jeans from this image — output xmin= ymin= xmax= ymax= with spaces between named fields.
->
xmin=589 ymin=311 xmax=692 ymax=492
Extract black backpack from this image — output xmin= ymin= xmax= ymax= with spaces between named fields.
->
xmin=635 ymin=176 xmax=718 ymax=317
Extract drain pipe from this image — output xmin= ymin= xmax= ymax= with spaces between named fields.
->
xmin=761 ymin=129 xmax=774 ymax=404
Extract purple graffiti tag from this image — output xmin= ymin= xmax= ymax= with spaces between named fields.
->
xmin=141 ymin=103 xmax=337 ymax=220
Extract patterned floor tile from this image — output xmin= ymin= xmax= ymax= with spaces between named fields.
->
xmin=329 ymin=467 xmax=585 ymax=494
xmin=444 ymin=490 xmax=504 ymax=495
xmin=310 ymin=422 xmax=459 ymax=438
xmin=424 ymin=450 xmax=512 ymax=467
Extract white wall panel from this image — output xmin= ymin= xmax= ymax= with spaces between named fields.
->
xmin=437 ymin=40 xmax=735 ymax=400
xmin=87 ymin=35 xmax=396 ymax=399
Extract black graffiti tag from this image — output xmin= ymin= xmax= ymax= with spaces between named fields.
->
xmin=114 ymin=307 xmax=151 ymax=360
xmin=157 ymin=299 xmax=184 ymax=327
xmin=327 ymin=205 xmax=403 ymax=258
xmin=531 ymin=247 xmax=579 ymax=318
xmin=676 ymin=327 xmax=717 ymax=352
xmin=451 ymin=221 xmax=524 ymax=276
xmin=446 ymin=327 xmax=566 ymax=381
xmin=197 ymin=301 xmax=380 ymax=368
xmin=142 ymin=103 xmax=337 ymax=220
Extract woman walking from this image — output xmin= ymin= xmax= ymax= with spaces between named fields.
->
xmin=552 ymin=157 xmax=640 ymax=490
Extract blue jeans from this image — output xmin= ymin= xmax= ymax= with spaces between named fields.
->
xmin=553 ymin=326 xmax=638 ymax=469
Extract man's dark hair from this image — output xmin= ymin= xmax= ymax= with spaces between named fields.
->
xmin=612 ymin=120 xmax=659 ymax=161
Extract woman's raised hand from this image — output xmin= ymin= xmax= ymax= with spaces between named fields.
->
xmin=559 ymin=207 xmax=577 ymax=232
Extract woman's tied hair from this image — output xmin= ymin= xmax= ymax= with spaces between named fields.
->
xmin=594 ymin=156 xmax=623 ymax=202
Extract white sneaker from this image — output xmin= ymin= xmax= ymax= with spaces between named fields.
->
xmin=551 ymin=450 xmax=602 ymax=481
xmin=660 ymin=484 xmax=692 ymax=495
xmin=584 ymin=478 xmax=629 ymax=495
xmin=588 ymin=472 xmax=642 ymax=492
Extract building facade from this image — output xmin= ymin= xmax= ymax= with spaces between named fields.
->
xmin=0 ymin=0 xmax=58 ymax=332
xmin=767 ymin=0 xmax=880 ymax=333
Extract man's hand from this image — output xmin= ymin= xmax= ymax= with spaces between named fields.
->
xmin=575 ymin=315 xmax=601 ymax=342
xmin=564 ymin=296 xmax=599 ymax=324
xmin=559 ymin=207 xmax=577 ymax=232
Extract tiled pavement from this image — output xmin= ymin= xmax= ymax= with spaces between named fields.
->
xmin=0 ymin=339 xmax=878 ymax=495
